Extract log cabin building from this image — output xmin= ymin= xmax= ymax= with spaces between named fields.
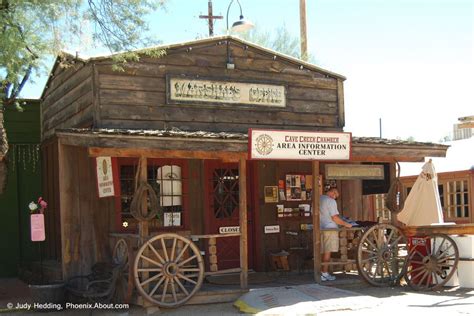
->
xmin=40 ymin=36 xmax=449 ymax=287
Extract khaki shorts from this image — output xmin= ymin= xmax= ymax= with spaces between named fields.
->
xmin=321 ymin=230 xmax=339 ymax=253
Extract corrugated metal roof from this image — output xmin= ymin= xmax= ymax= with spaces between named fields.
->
xmin=59 ymin=127 xmax=448 ymax=148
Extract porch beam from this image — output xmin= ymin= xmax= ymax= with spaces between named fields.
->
xmin=312 ymin=161 xmax=321 ymax=283
xmin=88 ymin=147 xmax=246 ymax=162
xmin=239 ymin=158 xmax=248 ymax=289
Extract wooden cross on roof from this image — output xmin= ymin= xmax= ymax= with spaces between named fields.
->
xmin=199 ymin=0 xmax=223 ymax=36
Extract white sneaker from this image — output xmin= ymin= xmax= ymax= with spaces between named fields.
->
xmin=321 ymin=272 xmax=336 ymax=281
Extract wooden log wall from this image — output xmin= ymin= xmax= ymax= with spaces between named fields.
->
xmin=41 ymin=63 xmax=94 ymax=140
xmin=93 ymin=41 xmax=343 ymax=133
xmin=58 ymin=144 xmax=115 ymax=279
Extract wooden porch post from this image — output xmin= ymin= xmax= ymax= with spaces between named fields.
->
xmin=312 ymin=161 xmax=321 ymax=283
xmin=138 ymin=156 xmax=149 ymax=241
xmin=239 ymin=157 xmax=248 ymax=289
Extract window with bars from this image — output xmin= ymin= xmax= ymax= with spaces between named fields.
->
xmin=445 ymin=179 xmax=469 ymax=219
xmin=212 ymin=168 xmax=239 ymax=219
xmin=117 ymin=159 xmax=187 ymax=231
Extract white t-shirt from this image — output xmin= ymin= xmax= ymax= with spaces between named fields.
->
xmin=320 ymin=195 xmax=339 ymax=229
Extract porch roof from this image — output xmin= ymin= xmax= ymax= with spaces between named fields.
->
xmin=56 ymin=128 xmax=448 ymax=163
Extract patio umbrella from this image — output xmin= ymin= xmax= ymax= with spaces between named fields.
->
xmin=398 ymin=159 xmax=444 ymax=226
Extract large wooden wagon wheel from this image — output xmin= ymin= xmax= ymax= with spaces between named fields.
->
xmin=134 ymin=233 xmax=204 ymax=308
xmin=112 ymin=239 xmax=130 ymax=302
xmin=405 ymin=233 xmax=459 ymax=291
xmin=357 ymin=224 xmax=408 ymax=286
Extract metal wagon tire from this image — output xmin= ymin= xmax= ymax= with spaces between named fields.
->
xmin=405 ymin=233 xmax=459 ymax=291
xmin=112 ymin=239 xmax=130 ymax=302
xmin=133 ymin=233 xmax=204 ymax=308
xmin=357 ymin=223 xmax=408 ymax=286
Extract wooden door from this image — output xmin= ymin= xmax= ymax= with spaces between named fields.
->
xmin=204 ymin=161 xmax=253 ymax=270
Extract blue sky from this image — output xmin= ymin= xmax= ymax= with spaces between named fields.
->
xmin=22 ymin=0 xmax=473 ymax=142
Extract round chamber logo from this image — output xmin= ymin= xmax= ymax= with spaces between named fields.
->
xmin=255 ymin=134 xmax=274 ymax=156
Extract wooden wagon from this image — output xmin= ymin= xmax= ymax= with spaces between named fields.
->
xmin=355 ymin=222 xmax=474 ymax=291
xmin=110 ymin=231 xmax=244 ymax=308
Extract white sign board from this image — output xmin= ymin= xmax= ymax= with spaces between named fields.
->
xmin=249 ymin=129 xmax=351 ymax=160
xmin=264 ymin=225 xmax=280 ymax=234
xmin=219 ymin=226 xmax=240 ymax=234
xmin=164 ymin=212 xmax=181 ymax=227
xmin=169 ymin=77 xmax=286 ymax=107
xmin=96 ymin=157 xmax=115 ymax=198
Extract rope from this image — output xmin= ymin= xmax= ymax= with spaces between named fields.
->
xmin=386 ymin=161 xmax=406 ymax=214
xmin=130 ymin=181 xmax=161 ymax=221
xmin=129 ymin=158 xmax=161 ymax=221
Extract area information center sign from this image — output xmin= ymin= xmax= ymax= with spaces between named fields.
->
xmin=249 ymin=129 xmax=351 ymax=160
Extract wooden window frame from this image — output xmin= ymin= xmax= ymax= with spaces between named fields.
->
xmin=114 ymin=157 xmax=189 ymax=232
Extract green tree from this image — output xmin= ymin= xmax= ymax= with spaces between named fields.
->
xmin=236 ymin=24 xmax=316 ymax=63
xmin=0 ymin=0 xmax=165 ymax=192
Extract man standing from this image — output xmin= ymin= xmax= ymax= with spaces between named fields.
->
xmin=320 ymin=187 xmax=352 ymax=281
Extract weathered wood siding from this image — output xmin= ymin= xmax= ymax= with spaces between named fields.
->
xmin=94 ymin=41 xmax=343 ymax=133
xmin=58 ymin=144 xmax=115 ymax=279
xmin=41 ymin=139 xmax=62 ymax=261
xmin=42 ymin=63 xmax=94 ymax=140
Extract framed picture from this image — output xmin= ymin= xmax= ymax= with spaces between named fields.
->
xmin=286 ymin=174 xmax=305 ymax=201
xmin=264 ymin=186 xmax=279 ymax=203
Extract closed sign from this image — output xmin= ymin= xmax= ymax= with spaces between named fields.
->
xmin=264 ymin=225 xmax=280 ymax=234
xmin=219 ymin=226 xmax=240 ymax=234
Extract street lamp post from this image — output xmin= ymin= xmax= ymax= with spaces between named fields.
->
xmin=226 ymin=0 xmax=253 ymax=69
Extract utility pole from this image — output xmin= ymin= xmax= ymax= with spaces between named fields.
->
xmin=299 ymin=0 xmax=308 ymax=61
xmin=199 ymin=0 xmax=223 ymax=36
xmin=379 ymin=118 xmax=382 ymax=138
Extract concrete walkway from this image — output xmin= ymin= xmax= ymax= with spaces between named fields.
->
xmin=1 ymin=273 xmax=473 ymax=315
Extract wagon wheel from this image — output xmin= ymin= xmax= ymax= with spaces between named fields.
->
xmin=134 ymin=233 xmax=204 ymax=308
xmin=405 ymin=233 xmax=459 ymax=291
xmin=357 ymin=224 xmax=408 ymax=286
xmin=112 ymin=239 xmax=130 ymax=302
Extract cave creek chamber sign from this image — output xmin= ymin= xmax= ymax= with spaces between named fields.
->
xmin=249 ymin=129 xmax=351 ymax=160
xmin=168 ymin=77 xmax=286 ymax=107
xmin=96 ymin=156 xmax=115 ymax=198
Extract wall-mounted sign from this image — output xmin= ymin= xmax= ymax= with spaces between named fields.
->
xmin=264 ymin=186 xmax=279 ymax=203
xmin=325 ymin=164 xmax=384 ymax=180
xmin=164 ymin=212 xmax=181 ymax=227
xmin=168 ymin=77 xmax=286 ymax=107
xmin=219 ymin=226 xmax=240 ymax=234
xmin=264 ymin=225 xmax=280 ymax=234
xmin=249 ymin=129 xmax=351 ymax=160
xmin=96 ymin=157 xmax=115 ymax=198
xmin=31 ymin=214 xmax=45 ymax=241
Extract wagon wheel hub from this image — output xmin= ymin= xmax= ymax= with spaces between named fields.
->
xmin=424 ymin=256 xmax=438 ymax=271
xmin=381 ymin=249 xmax=392 ymax=261
xmin=164 ymin=262 xmax=179 ymax=277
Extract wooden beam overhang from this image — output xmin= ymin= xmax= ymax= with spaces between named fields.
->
xmin=56 ymin=131 xmax=449 ymax=163
xmin=56 ymin=131 xmax=247 ymax=161
xmin=350 ymin=143 xmax=448 ymax=162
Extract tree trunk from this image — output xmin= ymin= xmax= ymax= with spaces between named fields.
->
xmin=0 ymin=106 xmax=9 ymax=194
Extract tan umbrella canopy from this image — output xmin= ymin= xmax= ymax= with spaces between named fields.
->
xmin=398 ymin=160 xmax=444 ymax=226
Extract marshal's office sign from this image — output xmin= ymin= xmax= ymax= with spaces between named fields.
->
xmin=249 ymin=129 xmax=351 ymax=160
xmin=168 ymin=77 xmax=286 ymax=107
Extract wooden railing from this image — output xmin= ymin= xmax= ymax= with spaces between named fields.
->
xmin=190 ymin=233 xmax=242 ymax=276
